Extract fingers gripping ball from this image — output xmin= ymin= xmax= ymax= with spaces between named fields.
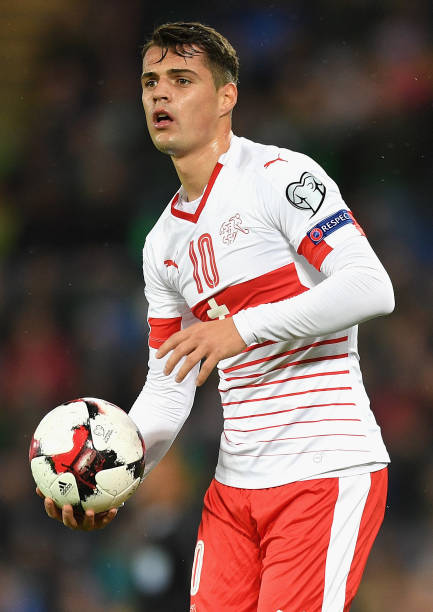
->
xmin=29 ymin=398 xmax=145 ymax=514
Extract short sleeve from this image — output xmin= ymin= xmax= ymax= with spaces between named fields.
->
xmin=261 ymin=150 xmax=365 ymax=271
xmin=143 ymin=236 xmax=192 ymax=348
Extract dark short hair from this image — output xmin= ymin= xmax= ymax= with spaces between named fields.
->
xmin=142 ymin=22 xmax=239 ymax=88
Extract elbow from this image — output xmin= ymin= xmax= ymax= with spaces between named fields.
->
xmin=381 ymin=290 xmax=395 ymax=317
xmin=358 ymin=268 xmax=395 ymax=320
xmin=376 ymin=273 xmax=395 ymax=317
xmin=385 ymin=285 xmax=395 ymax=315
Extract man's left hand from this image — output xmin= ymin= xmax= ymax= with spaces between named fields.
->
xmin=156 ymin=318 xmax=247 ymax=386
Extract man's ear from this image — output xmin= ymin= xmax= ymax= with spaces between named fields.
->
xmin=219 ymin=82 xmax=238 ymax=117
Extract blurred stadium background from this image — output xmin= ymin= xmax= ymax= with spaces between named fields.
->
xmin=0 ymin=1 xmax=432 ymax=610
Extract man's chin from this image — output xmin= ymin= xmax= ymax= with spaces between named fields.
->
xmin=154 ymin=143 xmax=177 ymax=156
xmin=152 ymin=135 xmax=179 ymax=157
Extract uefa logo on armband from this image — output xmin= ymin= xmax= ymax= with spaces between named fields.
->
xmin=309 ymin=227 xmax=323 ymax=243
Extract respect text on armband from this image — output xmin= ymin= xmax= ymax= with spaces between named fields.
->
xmin=307 ymin=209 xmax=354 ymax=244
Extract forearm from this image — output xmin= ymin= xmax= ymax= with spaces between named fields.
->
xmin=232 ymin=237 xmax=395 ymax=345
xmin=128 ymin=348 xmax=198 ymax=477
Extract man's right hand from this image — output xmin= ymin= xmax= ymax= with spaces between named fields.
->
xmin=36 ymin=487 xmax=118 ymax=531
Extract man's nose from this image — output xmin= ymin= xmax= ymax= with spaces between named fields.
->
xmin=152 ymin=80 xmax=171 ymax=102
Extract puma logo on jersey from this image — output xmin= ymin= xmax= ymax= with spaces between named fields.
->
xmin=164 ymin=259 xmax=178 ymax=269
xmin=264 ymin=155 xmax=287 ymax=168
xmin=286 ymin=171 xmax=326 ymax=217
xmin=220 ymin=213 xmax=249 ymax=245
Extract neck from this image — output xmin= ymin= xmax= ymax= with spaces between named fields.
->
xmin=172 ymin=129 xmax=232 ymax=201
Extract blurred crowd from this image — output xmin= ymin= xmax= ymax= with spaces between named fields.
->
xmin=0 ymin=1 xmax=432 ymax=610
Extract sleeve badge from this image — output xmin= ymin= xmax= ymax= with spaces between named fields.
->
xmin=286 ymin=172 xmax=326 ymax=216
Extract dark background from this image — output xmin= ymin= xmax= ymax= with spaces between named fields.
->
xmin=1 ymin=1 xmax=432 ymax=610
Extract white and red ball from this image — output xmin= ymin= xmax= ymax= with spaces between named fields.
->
xmin=29 ymin=397 xmax=145 ymax=514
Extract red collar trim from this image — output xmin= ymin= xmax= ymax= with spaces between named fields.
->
xmin=170 ymin=162 xmax=223 ymax=223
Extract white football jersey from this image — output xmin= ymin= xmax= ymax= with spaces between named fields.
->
xmin=142 ymin=135 xmax=390 ymax=488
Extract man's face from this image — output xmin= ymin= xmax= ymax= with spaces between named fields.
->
xmin=141 ymin=46 xmax=223 ymax=157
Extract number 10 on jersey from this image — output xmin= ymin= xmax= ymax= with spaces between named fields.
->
xmin=189 ymin=233 xmax=219 ymax=293
xmin=189 ymin=233 xmax=229 ymax=320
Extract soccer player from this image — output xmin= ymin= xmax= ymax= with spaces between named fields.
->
xmin=39 ymin=22 xmax=395 ymax=611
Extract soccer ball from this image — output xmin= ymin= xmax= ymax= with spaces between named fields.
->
xmin=29 ymin=397 xmax=145 ymax=514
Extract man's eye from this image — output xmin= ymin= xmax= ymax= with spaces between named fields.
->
xmin=144 ymin=80 xmax=157 ymax=88
xmin=177 ymin=78 xmax=191 ymax=86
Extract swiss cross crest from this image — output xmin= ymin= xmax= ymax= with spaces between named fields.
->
xmin=220 ymin=213 xmax=249 ymax=245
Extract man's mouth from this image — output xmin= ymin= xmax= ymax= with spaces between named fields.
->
xmin=153 ymin=110 xmax=174 ymax=128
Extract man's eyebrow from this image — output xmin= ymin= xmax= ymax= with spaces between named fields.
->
xmin=141 ymin=68 xmax=199 ymax=79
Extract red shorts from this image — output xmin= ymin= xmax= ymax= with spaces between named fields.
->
xmin=190 ymin=468 xmax=387 ymax=612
